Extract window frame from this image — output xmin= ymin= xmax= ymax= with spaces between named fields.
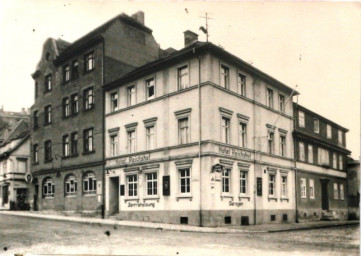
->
xmin=127 ymin=85 xmax=136 ymax=107
xmin=338 ymin=130 xmax=343 ymax=145
xmin=281 ymin=173 xmax=288 ymax=198
xmin=33 ymin=110 xmax=39 ymax=129
xmin=300 ymin=178 xmax=307 ymax=198
xmin=145 ymin=172 xmax=158 ymax=196
xmin=44 ymin=105 xmax=52 ymax=125
xmin=327 ymin=124 xmax=332 ymax=139
xmin=44 ymin=74 xmax=52 ymax=92
xmin=179 ymin=168 xmax=191 ymax=194
xmin=110 ymin=133 xmax=118 ymax=157
xmin=33 ymin=144 xmax=39 ymax=164
xmin=279 ymin=94 xmax=285 ymax=113
xmin=63 ymin=64 xmax=70 ymax=83
xmin=84 ymin=51 xmax=95 ymax=72
xmin=177 ymin=65 xmax=189 ymax=90
xmin=146 ymin=77 xmax=155 ymax=101
xmin=71 ymin=94 xmax=79 ymax=115
xmin=220 ymin=64 xmax=230 ymax=89
xmin=221 ymin=168 xmax=231 ymax=194
xmin=221 ymin=116 xmax=231 ymax=144
xmin=110 ymin=91 xmax=118 ymax=112
xmin=333 ymin=182 xmax=339 ymax=200
xmin=63 ymin=97 xmax=70 ymax=117
xmin=266 ymin=88 xmax=274 ymax=109
xmin=83 ymin=128 xmax=94 ymax=153
xmin=237 ymin=72 xmax=246 ymax=96
xmin=239 ymin=170 xmax=248 ymax=196
xmin=313 ymin=118 xmax=319 ymax=133
xmin=63 ymin=134 xmax=70 ymax=157
xmin=309 ymin=179 xmax=315 ymax=199
xmin=44 ymin=140 xmax=52 ymax=162
xmin=308 ymin=144 xmax=314 ymax=164
xmin=43 ymin=177 xmax=55 ymax=198
xmin=83 ymin=171 xmax=97 ymax=195
xmin=298 ymin=111 xmax=305 ymax=127
xmin=65 ymin=174 xmax=77 ymax=197
xmin=299 ymin=142 xmax=305 ymax=161
xmin=268 ymin=172 xmax=276 ymax=197
xmin=84 ymin=87 xmax=94 ymax=110
xmin=71 ymin=60 xmax=79 ymax=80
xmin=340 ymin=184 xmax=344 ymax=200
xmin=126 ymin=174 xmax=138 ymax=197
xmin=267 ymin=131 xmax=275 ymax=154
xmin=279 ymin=134 xmax=286 ymax=157
xmin=71 ymin=132 xmax=78 ymax=156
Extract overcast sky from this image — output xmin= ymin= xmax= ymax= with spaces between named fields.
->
xmin=0 ymin=1 xmax=359 ymax=158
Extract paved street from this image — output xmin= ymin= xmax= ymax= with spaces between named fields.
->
xmin=0 ymin=215 xmax=359 ymax=256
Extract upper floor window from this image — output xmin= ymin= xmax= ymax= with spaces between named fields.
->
xmin=239 ymin=122 xmax=247 ymax=148
xmin=279 ymin=94 xmax=285 ymax=113
xmin=63 ymin=98 xmax=70 ymax=117
xmin=327 ymin=124 xmax=332 ymax=139
xmin=146 ymin=172 xmax=158 ymax=196
xmin=71 ymin=132 xmax=78 ymax=156
xmin=267 ymin=131 xmax=274 ymax=154
xmin=333 ymin=183 xmax=338 ymax=199
xmin=33 ymin=110 xmax=38 ymax=129
xmin=299 ymin=142 xmax=305 ymax=161
xmin=298 ymin=111 xmax=305 ymax=127
xmin=110 ymin=92 xmax=118 ymax=112
xmin=146 ymin=78 xmax=155 ymax=100
xmin=238 ymin=73 xmax=246 ymax=96
xmin=177 ymin=65 xmax=189 ymax=90
xmin=43 ymin=177 xmax=54 ymax=198
xmin=178 ymin=117 xmax=189 ymax=144
xmin=44 ymin=140 xmax=52 ymax=162
xmin=179 ymin=168 xmax=191 ymax=194
xmin=45 ymin=74 xmax=52 ymax=92
xmin=146 ymin=125 xmax=155 ymax=150
xmin=279 ymin=134 xmax=286 ymax=157
xmin=338 ymin=155 xmax=343 ymax=170
xmin=33 ymin=144 xmax=39 ymax=164
xmin=110 ymin=134 xmax=118 ymax=157
xmin=338 ymin=130 xmax=343 ymax=145
xmin=63 ymin=64 xmax=70 ymax=82
xmin=63 ymin=135 xmax=70 ymax=157
xmin=266 ymin=88 xmax=274 ymax=108
xmin=221 ymin=117 xmax=230 ymax=144
xmin=222 ymin=168 xmax=231 ymax=193
xmin=44 ymin=105 xmax=52 ymax=125
xmin=313 ymin=119 xmax=319 ymax=133
xmin=84 ymin=128 xmax=94 ymax=153
xmin=308 ymin=144 xmax=314 ymax=163
xmin=340 ymin=184 xmax=344 ymax=200
xmin=332 ymin=153 xmax=337 ymax=169
xmin=71 ymin=94 xmax=79 ymax=115
xmin=83 ymin=171 xmax=96 ymax=195
xmin=127 ymin=85 xmax=136 ymax=107
xmin=71 ymin=60 xmax=79 ymax=80
xmin=281 ymin=175 xmax=288 ymax=197
xmin=85 ymin=51 xmax=95 ymax=72
xmin=127 ymin=130 xmax=136 ymax=153
xmin=65 ymin=175 xmax=77 ymax=196
xmin=84 ymin=87 xmax=94 ymax=110
xmin=220 ymin=65 xmax=229 ymax=89
xmin=317 ymin=147 xmax=329 ymax=166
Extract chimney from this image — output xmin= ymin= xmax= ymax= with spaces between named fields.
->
xmin=184 ymin=30 xmax=198 ymax=47
xmin=131 ymin=11 xmax=144 ymax=25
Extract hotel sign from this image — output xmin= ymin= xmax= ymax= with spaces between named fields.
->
xmin=218 ymin=146 xmax=251 ymax=160
xmin=115 ymin=154 xmax=150 ymax=165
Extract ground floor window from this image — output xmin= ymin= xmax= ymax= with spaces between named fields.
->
xmin=43 ymin=177 xmax=54 ymax=198
xmin=340 ymin=184 xmax=344 ymax=200
xmin=65 ymin=174 xmax=77 ymax=196
xmin=146 ymin=172 xmax=157 ymax=196
xmin=333 ymin=183 xmax=339 ymax=199
xmin=300 ymin=178 xmax=306 ymax=198
xmin=309 ymin=179 xmax=315 ymax=199
xmin=281 ymin=176 xmax=287 ymax=197
xmin=222 ymin=168 xmax=231 ymax=193
xmin=240 ymin=171 xmax=247 ymax=194
xmin=127 ymin=174 xmax=138 ymax=197
xmin=83 ymin=172 xmax=96 ymax=195
xmin=269 ymin=174 xmax=275 ymax=196
xmin=179 ymin=168 xmax=190 ymax=194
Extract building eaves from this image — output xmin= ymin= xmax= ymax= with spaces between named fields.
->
xmin=293 ymin=102 xmax=349 ymax=132
xmin=0 ymin=132 xmax=30 ymax=160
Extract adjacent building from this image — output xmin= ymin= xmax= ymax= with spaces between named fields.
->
xmin=29 ymin=11 xmax=161 ymax=216
xmin=103 ymin=31 xmax=299 ymax=226
xmin=0 ymin=119 xmax=31 ymax=210
xmin=293 ymin=103 xmax=350 ymax=221
xmin=347 ymin=157 xmax=360 ymax=219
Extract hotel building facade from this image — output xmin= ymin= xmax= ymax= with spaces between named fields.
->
xmin=104 ymin=32 xmax=299 ymax=226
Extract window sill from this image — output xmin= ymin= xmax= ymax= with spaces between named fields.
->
xmin=176 ymin=194 xmax=192 ymax=201
xmin=238 ymin=195 xmax=251 ymax=201
xmin=268 ymin=196 xmax=278 ymax=202
xmin=82 ymin=150 xmax=95 ymax=155
xmin=83 ymin=192 xmax=96 ymax=197
xmin=310 ymin=197 xmax=315 ymax=200
xmin=65 ymin=194 xmax=77 ymax=198
xmin=143 ymin=196 xmax=160 ymax=202
xmin=221 ymin=193 xmax=233 ymax=201
xmin=62 ymin=154 xmax=79 ymax=160
xmin=32 ymin=162 xmax=39 ymax=166
xmin=83 ymin=69 xmax=95 ymax=75
xmin=43 ymin=123 xmax=52 ymax=127
xmin=44 ymin=159 xmax=53 ymax=163
xmin=124 ymin=197 xmax=139 ymax=202
xmin=44 ymin=196 xmax=54 ymax=199
xmin=43 ymin=90 xmax=52 ymax=94
xmin=83 ymin=106 xmax=95 ymax=112
xmin=280 ymin=197 xmax=289 ymax=202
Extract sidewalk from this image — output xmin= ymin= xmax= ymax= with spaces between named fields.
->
xmin=0 ymin=210 xmax=358 ymax=233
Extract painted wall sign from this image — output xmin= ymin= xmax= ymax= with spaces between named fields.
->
xmin=257 ymin=177 xmax=262 ymax=196
xmin=115 ymin=154 xmax=150 ymax=165
xmin=229 ymin=201 xmax=243 ymax=207
xmin=128 ymin=202 xmax=155 ymax=208
xmin=219 ymin=146 xmax=251 ymax=160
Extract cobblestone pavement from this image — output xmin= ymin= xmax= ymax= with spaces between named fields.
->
xmin=0 ymin=215 xmax=359 ymax=256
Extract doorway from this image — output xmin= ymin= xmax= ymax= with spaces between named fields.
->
xmin=109 ymin=177 xmax=120 ymax=215
xmin=320 ymin=179 xmax=329 ymax=211
xmin=34 ymin=184 xmax=39 ymax=211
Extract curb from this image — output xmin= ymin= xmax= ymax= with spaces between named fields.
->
xmin=0 ymin=211 xmax=358 ymax=234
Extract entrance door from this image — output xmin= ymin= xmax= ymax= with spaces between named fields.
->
xmin=34 ymin=185 xmax=39 ymax=211
xmin=16 ymin=188 xmax=27 ymax=209
xmin=109 ymin=177 xmax=120 ymax=215
xmin=320 ymin=179 xmax=329 ymax=210
xmin=2 ymin=185 xmax=9 ymax=206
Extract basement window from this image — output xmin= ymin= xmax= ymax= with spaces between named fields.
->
xmin=180 ymin=217 xmax=188 ymax=225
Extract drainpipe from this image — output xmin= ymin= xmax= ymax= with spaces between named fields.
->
xmin=193 ymin=47 xmax=202 ymax=227
xmin=101 ymin=37 xmax=106 ymax=219
xmin=294 ymin=138 xmax=299 ymax=223
xmin=252 ymin=77 xmax=257 ymax=225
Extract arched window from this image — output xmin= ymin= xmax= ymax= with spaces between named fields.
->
xmin=83 ymin=171 xmax=96 ymax=195
xmin=43 ymin=177 xmax=54 ymax=198
xmin=65 ymin=174 xmax=77 ymax=196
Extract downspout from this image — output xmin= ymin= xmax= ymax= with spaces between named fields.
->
xmin=293 ymin=121 xmax=299 ymax=223
xmin=252 ymin=78 xmax=257 ymax=225
xmin=101 ymin=37 xmax=106 ymax=219
xmin=193 ymin=47 xmax=202 ymax=227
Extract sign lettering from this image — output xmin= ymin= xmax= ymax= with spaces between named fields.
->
xmin=116 ymin=154 xmax=150 ymax=165
xmin=219 ymin=146 xmax=251 ymax=160
xmin=127 ymin=202 xmax=155 ymax=208
xmin=229 ymin=201 xmax=243 ymax=207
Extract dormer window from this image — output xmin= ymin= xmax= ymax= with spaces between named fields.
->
xmin=46 ymin=52 xmax=51 ymax=61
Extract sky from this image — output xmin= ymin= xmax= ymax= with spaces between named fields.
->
xmin=0 ymin=1 xmax=360 ymax=158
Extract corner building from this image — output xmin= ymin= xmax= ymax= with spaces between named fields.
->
xmin=104 ymin=32 xmax=299 ymax=226
xmin=30 ymin=12 xmax=160 ymax=216
xmin=293 ymin=104 xmax=350 ymax=221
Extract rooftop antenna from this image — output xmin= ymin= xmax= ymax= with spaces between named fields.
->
xmin=199 ymin=12 xmax=214 ymax=42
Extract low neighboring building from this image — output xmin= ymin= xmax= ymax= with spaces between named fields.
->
xmin=347 ymin=157 xmax=359 ymax=219
xmin=0 ymin=120 xmax=31 ymax=210
xmin=0 ymin=107 xmax=30 ymax=145
xmin=293 ymin=103 xmax=351 ymax=221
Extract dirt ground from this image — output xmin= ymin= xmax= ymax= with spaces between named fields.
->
xmin=0 ymin=215 xmax=359 ymax=256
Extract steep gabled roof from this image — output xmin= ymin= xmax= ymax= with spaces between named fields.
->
xmin=1 ymin=119 xmax=29 ymax=146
